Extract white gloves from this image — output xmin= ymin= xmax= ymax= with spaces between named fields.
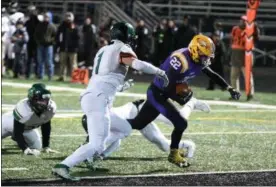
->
xmin=117 ymin=79 xmax=134 ymax=92
xmin=24 ymin=148 xmax=40 ymax=156
xmin=156 ymin=69 xmax=169 ymax=87
xmin=23 ymin=147 xmax=59 ymax=156
xmin=42 ymin=147 xmax=60 ymax=153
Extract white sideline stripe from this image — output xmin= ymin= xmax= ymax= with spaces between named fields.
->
xmin=50 ymin=131 xmax=276 ymax=137
xmin=2 ymin=168 xmax=28 ymax=171
xmin=17 ymin=169 xmax=276 ymax=182
xmin=2 ymin=93 xmax=80 ymax=96
xmin=3 ymin=81 xmax=276 ymax=109
xmin=2 ymin=105 xmax=276 ymax=113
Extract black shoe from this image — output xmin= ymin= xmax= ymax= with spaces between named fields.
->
xmin=247 ymin=95 xmax=253 ymax=101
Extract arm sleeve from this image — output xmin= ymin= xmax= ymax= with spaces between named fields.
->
xmin=13 ymin=120 xmax=28 ymax=151
xmin=131 ymin=59 xmax=160 ymax=75
xmin=41 ymin=121 xmax=51 ymax=148
xmin=202 ymin=66 xmax=229 ymax=89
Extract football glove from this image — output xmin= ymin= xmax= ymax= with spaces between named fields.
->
xmin=117 ymin=79 xmax=134 ymax=92
xmin=24 ymin=148 xmax=40 ymax=156
xmin=173 ymin=91 xmax=193 ymax=106
xmin=156 ymin=69 xmax=169 ymax=87
xmin=228 ymin=87 xmax=241 ymax=100
xmin=42 ymin=147 xmax=60 ymax=153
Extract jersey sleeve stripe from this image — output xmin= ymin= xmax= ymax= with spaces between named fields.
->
xmin=13 ymin=109 xmax=22 ymax=121
xmin=171 ymin=52 xmax=189 ymax=73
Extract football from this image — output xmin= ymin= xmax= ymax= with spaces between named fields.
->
xmin=176 ymin=82 xmax=192 ymax=96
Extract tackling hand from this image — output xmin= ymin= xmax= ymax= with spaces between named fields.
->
xmin=24 ymin=148 xmax=40 ymax=156
xmin=228 ymin=87 xmax=241 ymax=100
xmin=42 ymin=147 xmax=60 ymax=153
xmin=156 ymin=69 xmax=169 ymax=87
xmin=117 ymin=79 xmax=134 ymax=92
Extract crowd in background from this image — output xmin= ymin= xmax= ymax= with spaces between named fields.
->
xmin=1 ymin=1 xmax=258 ymax=99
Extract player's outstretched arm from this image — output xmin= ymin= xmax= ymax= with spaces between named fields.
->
xmin=121 ymin=56 xmax=169 ymax=87
xmin=202 ymin=66 xmax=241 ymax=100
xmin=41 ymin=121 xmax=59 ymax=153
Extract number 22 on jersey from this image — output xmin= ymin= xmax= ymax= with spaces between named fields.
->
xmin=170 ymin=56 xmax=181 ymax=70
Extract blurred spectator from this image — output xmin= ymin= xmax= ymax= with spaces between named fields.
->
xmin=175 ymin=15 xmax=196 ymax=49
xmin=164 ymin=20 xmax=177 ymax=57
xmin=213 ymin=22 xmax=224 ymax=39
xmin=202 ymin=15 xmax=215 ymax=33
xmin=98 ymin=37 xmax=108 ymax=48
xmin=99 ymin=17 xmax=116 ymax=41
xmin=11 ymin=19 xmax=29 ymax=78
xmin=56 ymin=12 xmax=80 ymax=82
xmin=82 ymin=17 xmax=97 ymax=68
xmin=35 ymin=12 xmax=56 ymax=80
xmin=230 ymin=15 xmax=259 ymax=101
xmin=135 ymin=19 xmax=149 ymax=61
xmin=2 ymin=7 xmax=9 ymax=75
xmin=152 ymin=19 xmax=167 ymax=66
xmin=125 ymin=0 xmax=135 ymax=16
xmin=207 ymin=31 xmax=226 ymax=90
xmin=25 ymin=4 xmax=39 ymax=79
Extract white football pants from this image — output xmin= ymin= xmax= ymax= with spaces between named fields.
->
xmin=100 ymin=98 xmax=197 ymax=158
xmin=62 ymin=92 xmax=111 ymax=167
xmin=2 ymin=114 xmax=42 ymax=149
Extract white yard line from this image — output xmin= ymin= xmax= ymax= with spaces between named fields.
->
xmin=50 ymin=131 xmax=276 ymax=137
xmin=2 ymin=168 xmax=28 ymax=171
xmin=3 ymin=81 xmax=276 ymax=109
xmin=2 ymin=93 xmax=80 ymax=96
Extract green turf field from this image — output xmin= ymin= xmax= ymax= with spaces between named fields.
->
xmin=2 ymin=78 xmax=276 ymax=181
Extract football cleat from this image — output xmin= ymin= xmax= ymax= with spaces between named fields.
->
xmin=168 ymin=149 xmax=190 ymax=168
xmin=52 ymin=164 xmax=80 ymax=181
xmin=179 ymin=149 xmax=186 ymax=158
xmin=84 ymin=153 xmax=104 ymax=171
xmin=194 ymin=99 xmax=211 ymax=113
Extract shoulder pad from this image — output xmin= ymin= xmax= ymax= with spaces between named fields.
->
xmin=13 ymin=98 xmax=33 ymax=123
xmin=120 ymin=44 xmax=137 ymax=58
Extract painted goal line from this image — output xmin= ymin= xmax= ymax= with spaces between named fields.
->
xmin=3 ymin=81 xmax=276 ymax=109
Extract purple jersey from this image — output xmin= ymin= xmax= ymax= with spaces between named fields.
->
xmin=153 ymin=48 xmax=203 ymax=95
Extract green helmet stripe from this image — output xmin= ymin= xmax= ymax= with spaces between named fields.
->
xmin=13 ymin=109 xmax=22 ymax=121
